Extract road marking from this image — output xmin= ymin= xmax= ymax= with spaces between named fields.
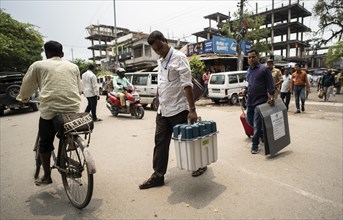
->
xmin=306 ymin=101 xmax=343 ymax=107
xmin=227 ymin=162 xmax=343 ymax=209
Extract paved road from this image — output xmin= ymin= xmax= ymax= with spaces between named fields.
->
xmin=0 ymin=90 xmax=342 ymax=219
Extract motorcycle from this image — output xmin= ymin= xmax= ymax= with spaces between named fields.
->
xmin=106 ymin=85 xmax=144 ymax=119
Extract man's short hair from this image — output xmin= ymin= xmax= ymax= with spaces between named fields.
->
xmin=44 ymin=41 xmax=63 ymax=57
xmin=247 ymin=49 xmax=259 ymax=56
xmin=147 ymin=30 xmax=167 ymax=45
xmin=88 ymin=64 xmax=95 ymax=71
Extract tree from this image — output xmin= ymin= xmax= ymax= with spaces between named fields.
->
xmin=0 ymin=9 xmax=44 ymax=72
xmin=325 ymin=41 xmax=343 ymax=68
xmin=71 ymin=58 xmax=90 ymax=74
xmin=222 ymin=11 xmax=270 ymax=54
xmin=189 ymin=55 xmax=205 ymax=81
xmin=313 ymin=0 xmax=343 ymax=45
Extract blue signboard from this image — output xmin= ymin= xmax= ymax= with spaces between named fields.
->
xmin=187 ymin=36 xmax=252 ymax=56
xmin=242 ymin=40 xmax=252 ymax=55
xmin=204 ymin=40 xmax=213 ymax=53
xmin=187 ymin=42 xmax=205 ymax=55
xmin=212 ymin=36 xmax=237 ymax=54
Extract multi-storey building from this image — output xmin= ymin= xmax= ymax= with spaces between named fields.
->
xmin=190 ymin=1 xmax=312 ymax=70
xmin=86 ymin=25 xmax=186 ymax=72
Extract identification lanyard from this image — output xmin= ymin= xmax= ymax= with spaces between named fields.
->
xmin=160 ymin=48 xmax=173 ymax=70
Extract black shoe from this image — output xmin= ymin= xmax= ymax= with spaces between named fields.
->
xmin=301 ymin=106 xmax=305 ymax=112
xmin=251 ymin=148 xmax=260 ymax=154
xmin=139 ymin=174 xmax=164 ymax=190
xmin=294 ymin=109 xmax=301 ymax=114
xmin=191 ymin=167 xmax=207 ymax=177
xmin=93 ymin=118 xmax=102 ymax=122
xmin=35 ymin=177 xmax=52 ymax=186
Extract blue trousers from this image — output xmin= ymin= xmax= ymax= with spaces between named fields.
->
xmin=293 ymin=85 xmax=306 ymax=110
xmin=246 ymin=105 xmax=263 ymax=151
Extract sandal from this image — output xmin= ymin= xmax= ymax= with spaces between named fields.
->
xmin=192 ymin=166 xmax=207 ymax=177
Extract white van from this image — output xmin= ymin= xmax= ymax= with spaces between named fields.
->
xmin=125 ymin=72 xmax=158 ymax=110
xmin=208 ymin=71 xmax=247 ymax=104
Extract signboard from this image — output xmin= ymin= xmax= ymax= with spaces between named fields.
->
xmin=186 ymin=36 xmax=252 ymax=56
xmin=212 ymin=36 xmax=237 ymax=54
xmin=188 ymin=42 xmax=205 ymax=56
xmin=204 ymin=40 xmax=213 ymax=53
xmin=242 ymin=40 xmax=252 ymax=56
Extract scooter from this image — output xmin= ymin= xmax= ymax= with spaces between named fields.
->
xmin=106 ymin=86 xmax=145 ymax=119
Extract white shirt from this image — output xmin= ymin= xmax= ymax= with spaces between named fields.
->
xmin=82 ymin=70 xmax=99 ymax=97
xmin=157 ymin=47 xmax=193 ymax=117
xmin=281 ymin=74 xmax=291 ymax=93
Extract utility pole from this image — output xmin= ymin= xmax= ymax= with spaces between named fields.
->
xmin=113 ymin=0 xmax=119 ymax=70
xmin=236 ymin=0 xmax=246 ymax=71
xmin=71 ymin=48 xmax=74 ymax=61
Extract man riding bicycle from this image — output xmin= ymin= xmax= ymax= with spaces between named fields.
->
xmin=16 ymin=40 xmax=82 ymax=186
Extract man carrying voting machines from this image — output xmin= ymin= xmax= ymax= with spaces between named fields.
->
xmin=241 ymin=49 xmax=290 ymax=156
xmin=139 ymin=31 xmax=207 ymax=190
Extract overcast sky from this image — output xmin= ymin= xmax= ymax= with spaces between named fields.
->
xmin=1 ymin=0 xmax=319 ymax=61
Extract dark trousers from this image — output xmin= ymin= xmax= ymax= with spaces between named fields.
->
xmin=153 ymin=110 xmax=188 ymax=177
xmin=280 ymin=92 xmax=291 ymax=110
xmin=204 ymin=84 xmax=208 ymax=97
xmin=85 ymin=96 xmax=98 ymax=120
xmin=39 ymin=117 xmax=57 ymax=153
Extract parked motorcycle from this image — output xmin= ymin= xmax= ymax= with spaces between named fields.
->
xmin=106 ymin=86 xmax=144 ymax=119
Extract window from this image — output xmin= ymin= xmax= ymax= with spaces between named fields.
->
xmin=238 ymin=73 xmax=247 ymax=82
xmin=209 ymin=75 xmax=225 ymax=85
xmin=133 ymin=46 xmax=143 ymax=58
xmin=228 ymin=75 xmax=238 ymax=84
xmin=132 ymin=75 xmax=148 ymax=86
xmin=151 ymin=74 xmax=158 ymax=84
xmin=145 ymin=45 xmax=151 ymax=57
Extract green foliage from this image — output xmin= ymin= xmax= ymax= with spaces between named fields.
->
xmin=71 ymin=58 xmax=91 ymax=74
xmin=0 ymin=9 xmax=44 ymax=72
xmin=222 ymin=11 xmax=270 ymax=54
xmin=313 ymin=0 xmax=343 ymax=45
xmin=325 ymin=41 xmax=343 ymax=68
xmin=189 ymin=55 xmax=205 ymax=81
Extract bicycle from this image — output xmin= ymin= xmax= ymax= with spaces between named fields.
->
xmin=33 ymin=111 xmax=96 ymax=209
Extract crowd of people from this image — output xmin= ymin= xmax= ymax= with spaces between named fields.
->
xmin=15 ymin=31 xmax=342 ymax=190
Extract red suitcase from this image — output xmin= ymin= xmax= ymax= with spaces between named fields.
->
xmin=238 ymin=95 xmax=253 ymax=138
xmin=240 ymin=113 xmax=254 ymax=137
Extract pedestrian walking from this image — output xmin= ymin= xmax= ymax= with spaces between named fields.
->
xmin=82 ymin=64 xmax=102 ymax=122
xmin=139 ymin=30 xmax=207 ymax=190
xmin=202 ymin=71 xmax=211 ymax=97
xmin=290 ymin=64 xmax=310 ymax=113
xmin=266 ymin=59 xmax=283 ymax=99
xmin=280 ymin=68 xmax=291 ymax=110
xmin=321 ymin=70 xmax=335 ymax=102
xmin=240 ymin=49 xmax=275 ymax=154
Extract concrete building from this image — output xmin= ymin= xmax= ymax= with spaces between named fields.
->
xmin=246 ymin=1 xmax=312 ymax=63
xmin=86 ymin=25 xmax=186 ymax=72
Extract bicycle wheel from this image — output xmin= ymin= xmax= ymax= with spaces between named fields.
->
xmin=59 ymin=136 xmax=93 ymax=209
